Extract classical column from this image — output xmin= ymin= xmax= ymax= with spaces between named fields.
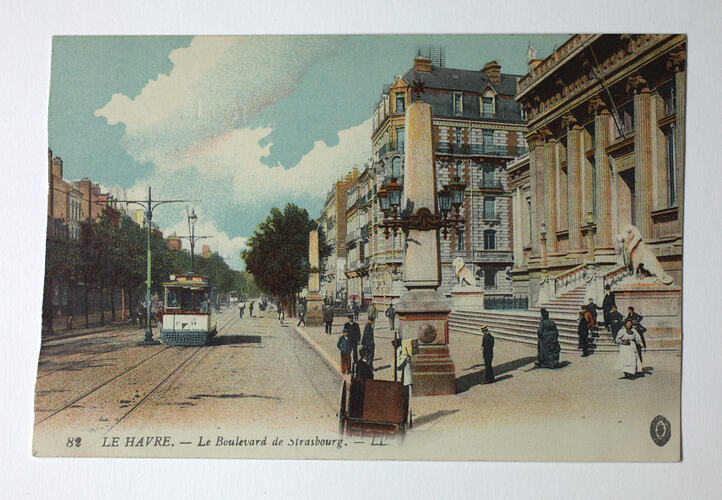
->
xmin=589 ymin=96 xmax=613 ymax=248
xmin=526 ymin=132 xmax=544 ymax=257
xmin=305 ymin=230 xmax=323 ymax=326
xmin=629 ymin=74 xmax=653 ymax=238
xmin=668 ymin=49 xmax=686 ymax=222
xmin=564 ymin=114 xmax=583 ymax=250
xmin=512 ymin=188 xmax=524 ymax=268
xmin=543 ymin=137 xmax=557 ymax=253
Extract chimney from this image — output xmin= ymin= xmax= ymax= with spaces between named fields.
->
xmin=413 ymin=56 xmax=432 ymax=73
xmin=51 ymin=156 xmax=63 ymax=178
xmin=482 ymin=60 xmax=502 ymax=84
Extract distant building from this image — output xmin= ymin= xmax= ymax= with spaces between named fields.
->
xmin=201 ymin=244 xmax=211 ymax=259
xmin=318 ymin=171 xmax=353 ymax=304
xmin=48 ymin=152 xmax=84 ymax=241
xmin=167 ymin=234 xmax=182 ymax=252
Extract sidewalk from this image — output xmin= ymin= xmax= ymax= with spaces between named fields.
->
xmin=293 ymin=313 xmax=681 ymax=436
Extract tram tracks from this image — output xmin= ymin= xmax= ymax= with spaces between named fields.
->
xmin=35 ymin=314 xmax=239 ymax=428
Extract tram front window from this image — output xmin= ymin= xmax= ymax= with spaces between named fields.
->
xmin=166 ymin=290 xmax=180 ymax=308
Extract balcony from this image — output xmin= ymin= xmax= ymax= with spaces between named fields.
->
xmin=345 ymin=227 xmax=360 ymax=245
xmin=479 ymin=180 xmax=505 ymax=194
xmin=378 ymin=140 xmax=405 ymax=158
xmin=436 ymin=142 xmax=528 ymax=158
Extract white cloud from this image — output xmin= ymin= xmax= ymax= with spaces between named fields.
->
xmin=95 ymin=35 xmax=372 ymax=271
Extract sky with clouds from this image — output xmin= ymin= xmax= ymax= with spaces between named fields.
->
xmin=49 ymin=34 xmax=570 ymax=270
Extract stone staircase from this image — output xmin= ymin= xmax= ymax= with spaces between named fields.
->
xmin=449 ymin=286 xmax=618 ymax=353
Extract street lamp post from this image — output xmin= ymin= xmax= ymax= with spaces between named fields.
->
xmin=121 ymin=187 xmax=198 ymax=345
xmin=180 ymin=206 xmax=211 ymax=275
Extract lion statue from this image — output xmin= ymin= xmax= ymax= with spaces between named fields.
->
xmin=452 ymin=257 xmax=477 ymax=287
xmin=617 ymin=224 xmax=674 ymax=285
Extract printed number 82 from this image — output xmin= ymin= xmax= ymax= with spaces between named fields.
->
xmin=66 ymin=437 xmax=81 ymax=447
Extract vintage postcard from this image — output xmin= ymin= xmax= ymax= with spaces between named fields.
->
xmin=34 ymin=34 xmax=684 ymax=460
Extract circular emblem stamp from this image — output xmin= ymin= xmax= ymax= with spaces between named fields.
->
xmin=417 ymin=323 xmax=437 ymax=343
xmin=650 ymin=415 xmax=671 ymax=447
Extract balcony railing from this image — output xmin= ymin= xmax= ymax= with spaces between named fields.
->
xmin=436 ymin=142 xmax=528 ymax=157
xmin=479 ymin=180 xmax=504 ymax=192
xmin=378 ymin=141 xmax=405 ymax=158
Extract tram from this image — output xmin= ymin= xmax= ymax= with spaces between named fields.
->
xmin=160 ymin=273 xmax=217 ymax=345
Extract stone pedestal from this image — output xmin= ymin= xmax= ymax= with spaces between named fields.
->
xmin=397 ymin=289 xmax=455 ymax=396
xmin=612 ymin=279 xmax=681 ymax=349
xmin=305 ymin=291 xmax=324 ymax=327
xmin=451 ymin=286 xmax=484 ymax=312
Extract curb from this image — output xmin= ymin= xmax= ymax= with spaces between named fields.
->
xmin=293 ymin=325 xmax=343 ymax=379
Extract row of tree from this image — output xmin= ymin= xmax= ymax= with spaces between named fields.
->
xmin=43 ymin=212 xmax=258 ymax=332
xmin=241 ymin=203 xmax=331 ymax=315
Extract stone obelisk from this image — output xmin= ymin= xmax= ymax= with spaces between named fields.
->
xmin=396 ymin=100 xmax=456 ymax=396
xmin=305 ymin=229 xmax=323 ymax=326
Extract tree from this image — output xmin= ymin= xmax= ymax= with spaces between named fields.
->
xmin=241 ymin=203 xmax=331 ymax=314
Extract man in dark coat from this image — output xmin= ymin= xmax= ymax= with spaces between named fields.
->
xmin=386 ymin=303 xmax=396 ymax=331
xmin=481 ymin=325 xmax=495 ymax=384
xmin=323 ymin=306 xmax=334 ymax=335
xmin=355 ymin=349 xmax=374 ymax=380
xmin=352 ymin=301 xmax=360 ymax=322
xmin=361 ymin=317 xmax=376 ymax=369
xmin=536 ymin=308 xmax=560 ymax=368
xmin=608 ymin=304 xmax=624 ymax=340
xmin=337 ymin=329 xmax=352 ymax=374
xmin=343 ymin=313 xmax=361 ymax=365
xmin=602 ymin=285 xmax=616 ymax=331
xmin=577 ymin=310 xmax=589 ymax=357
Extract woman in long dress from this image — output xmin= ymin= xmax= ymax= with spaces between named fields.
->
xmin=615 ymin=319 xmax=644 ymax=379
xmin=536 ymin=308 xmax=561 ymax=368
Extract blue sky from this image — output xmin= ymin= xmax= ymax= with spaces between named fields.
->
xmin=49 ymin=34 xmax=569 ymax=269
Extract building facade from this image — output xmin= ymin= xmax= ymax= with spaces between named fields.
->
xmin=318 ymin=173 xmax=352 ymax=304
xmin=510 ymin=34 xmax=685 ymax=305
xmin=367 ymin=55 xmax=527 ymax=308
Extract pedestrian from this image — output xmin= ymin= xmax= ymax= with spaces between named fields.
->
xmin=323 ymin=306 xmax=334 ymax=335
xmin=481 ymin=325 xmax=495 ymax=384
xmin=137 ymin=301 xmax=146 ymax=328
xmin=249 ymin=301 xmax=254 ymax=317
xmin=577 ymin=310 xmax=589 ymax=357
xmin=536 ymin=308 xmax=560 ymax=369
xmin=625 ymin=306 xmax=647 ymax=362
xmin=355 ymin=348 xmax=374 ymax=380
xmin=361 ymin=317 xmax=376 ymax=370
xmin=386 ymin=303 xmax=396 ymax=331
xmin=297 ymin=309 xmax=306 ymax=327
xmin=352 ymin=301 xmax=359 ymax=322
xmin=343 ymin=313 xmax=361 ymax=365
xmin=587 ymin=298 xmax=599 ymax=337
xmin=337 ymin=329 xmax=352 ymax=375
xmin=367 ymin=302 xmax=377 ymax=323
xmin=583 ymin=305 xmax=596 ymax=337
xmin=602 ymin=284 xmax=616 ymax=332
xmin=394 ymin=338 xmax=413 ymax=426
xmin=615 ymin=319 xmax=644 ymax=379
xmin=239 ymin=304 xmax=245 ymax=318
xmin=277 ymin=301 xmax=285 ymax=321
xmin=66 ymin=312 xmax=73 ymax=330
xmin=608 ymin=304 xmax=624 ymax=341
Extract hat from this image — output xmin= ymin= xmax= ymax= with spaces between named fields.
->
xmin=347 ymin=313 xmax=354 ymax=319
xmin=480 ymin=324 xmax=489 ymax=334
